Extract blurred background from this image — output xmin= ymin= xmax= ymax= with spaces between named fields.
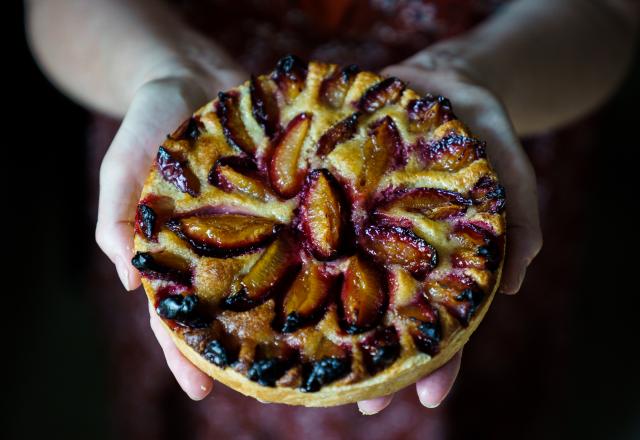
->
xmin=9 ymin=1 xmax=640 ymax=439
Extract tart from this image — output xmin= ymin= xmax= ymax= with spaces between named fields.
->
xmin=132 ymin=56 xmax=506 ymax=407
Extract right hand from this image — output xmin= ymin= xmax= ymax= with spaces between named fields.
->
xmin=95 ymin=71 xmax=244 ymax=400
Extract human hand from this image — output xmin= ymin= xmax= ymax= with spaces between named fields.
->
xmin=356 ymin=57 xmax=543 ymax=415
xmin=95 ymin=70 xmax=244 ymax=400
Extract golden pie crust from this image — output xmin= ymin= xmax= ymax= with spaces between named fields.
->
xmin=132 ymin=57 xmax=506 ymax=407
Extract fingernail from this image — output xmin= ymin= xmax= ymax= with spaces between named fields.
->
xmin=116 ymin=257 xmax=131 ymax=291
xmin=418 ymin=390 xmax=441 ymax=409
xmin=358 ymin=406 xmax=376 ymax=415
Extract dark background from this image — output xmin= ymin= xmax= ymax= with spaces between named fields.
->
xmin=8 ymin=1 xmax=640 ymax=438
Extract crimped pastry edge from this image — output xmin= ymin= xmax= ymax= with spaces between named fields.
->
xmin=143 ymin=257 xmax=502 ymax=407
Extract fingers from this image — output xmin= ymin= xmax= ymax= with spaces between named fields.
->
xmin=357 ymin=394 xmax=394 ymax=415
xmin=95 ymin=144 xmax=144 ymax=291
xmin=415 ymin=350 xmax=462 ymax=408
xmin=148 ymin=303 xmax=213 ymax=400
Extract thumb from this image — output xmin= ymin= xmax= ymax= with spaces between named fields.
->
xmin=95 ymin=78 xmax=207 ymax=290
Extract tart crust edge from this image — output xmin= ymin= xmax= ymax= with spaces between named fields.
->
xmin=142 ymin=252 xmax=503 ymax=407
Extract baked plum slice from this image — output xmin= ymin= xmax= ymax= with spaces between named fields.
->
xmin=357 ymin=77 xmax=405 ymax=114
xmin=131 ymin=251 xmax=191 ymax=285
xmin=426 ymin=274 xmax=485 ymax=326
xmin=470 ymin=175 xmax=506 ymax=214
xmin=156 ymin=146 xmax=200 ymax=196
xmin=166 ymin=214 xmax=280 ymax=258
xmin=248 ymin=358 xmax=292 ymax=387
xmin=280 ymin=262 xmax=334 ymax=333
xmin=222 ymin=234 xmax=300 ymax=310
xmin=316 ymin=112 xmax=360 ymax=157
xmin=450 ymin=223 xmax=501 ymax=271
xmin=360 ymin=326 xmax=401 ymax=374
xmin=376 ymin=187 xmax=471 ymax=220
xmin=170 ymin=116 xmax=202 ymax=141
xmin=412 ymin=320 xmax=441 ymax=356
xmin=208 ymin=156 xmax=275 ymax=201
xmin=249 ymin=343 xmax=297 ymax=386
xmin=301 ymin=356 xmax=351 ymax=392
xmin=357 ymin=116 xmax=402 ymax=194
xmin=407 ymin=95 xmax=455 ymax=132
xmin=319 ymin=64 xmax=360 ymax=108
xmin=272 ymin=54 xmax=308 ymax=104
xmin=216 ymin=91 xmax=257 ymax=156
xmin=388 ymin=269 xmax=442 ymax=355
xmin=340 ymin=254 xmax=387 ymax=334
xmin=135 ymin=204 xmax=157 ymax=240
xmin=269 ymin=113 xmax=313 ymax=198
xmin=361 ymin=224 xmax=437 ymax=279
xmin=250 ymin=75 xmax=280 ymax=138
xmin=419 ymin=134 xmax=486 ymax=172
xmin=155 ymin=293 xmax=211 ymax=328
xmin=298 ymin=169 xmax=349 ymax=260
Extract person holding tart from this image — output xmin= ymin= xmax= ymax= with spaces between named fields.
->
xmin=26 ymin=0 xmax=637 ymax=430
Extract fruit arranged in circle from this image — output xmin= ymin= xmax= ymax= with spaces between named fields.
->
xmin=132 ymin=57 xmax=506 ymax=407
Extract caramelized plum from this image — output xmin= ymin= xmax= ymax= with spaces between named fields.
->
xmin=208 ymin=156 xmax=274 ymax=201
xmin=166 ymin=215 xmax=280 ymax=258
xmin=407 ymin=95 xmax=455 ymax=132
xmin=156 ymin=294 xmax=211 ymax=328
xmin=280 ymin=262 xmax=333 ymax=333
xmin=203 ymin=340 xmax=232 ymax=367
xmin=250 ymin=75 xmax=280 ymax=138
xmin=377 ymin=187 xmax=471 ymax=220
xmin=340 ymin=255 xmax=386 ymax=334
xmin=131 ymin=251 xmax=191 ymax=285
xmin=272 ymin=55 xmax=308 ymax=104
xmin=216 ymin=91 xmax=257 ymax=156
xmin=420 ymin=134 xmax=485 ymax=171
xmin=298 ymin=169 xmax=348 ymax=260
xmin=450 ymin=223 xmax=501 ymax=271
xmin=357 ymin=116 xmax=402 ymax=194
xmin=470 ymin=175 xmax=506 ymax=214
xmin=361 ymin=224 xmax=437 ymax=279
xmin=316 ymin=112 xmax=360 ymax=157
xmin=269 ymin=113 xmax=312 ymax=198
xmin=426 ymin=274 xmax=485 ymax=326
xmin=301 ymin=357 xmax=351 ymax=392
xmin=361 ymin=326 xmax=401 ymax=374
xmin=248 ymin=358 xmax=291 ymax=387
xmin=357 ymin=77 xmax=405 ymax=113
xmin=222 ymin=234 xmax=299 ymax=310
xmin=413 ymin=321 xmax=441 ymax=356
xmin=319 ymin=64 xmax=360 ymax=108
xmin=156 ymin=147 xmax=200 ymax=196
xmin=135 ymin=204 xmax=157 ymax=240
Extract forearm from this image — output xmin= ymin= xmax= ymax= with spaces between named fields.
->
xmin=25 ymin=0 xmax=240 ymax=117
xmin=413 ymin=0 xmax=639 ymax=135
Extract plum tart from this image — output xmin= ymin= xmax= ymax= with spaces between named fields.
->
xmin=132 ymin=56 xmax=506 ymax=406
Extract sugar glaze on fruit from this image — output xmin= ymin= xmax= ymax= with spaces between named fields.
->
xmin=132 ymin=56 xmax=506 ymax=397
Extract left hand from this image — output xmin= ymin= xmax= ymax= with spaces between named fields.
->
xmin=357 ymin=57 xmax=542 ymax=415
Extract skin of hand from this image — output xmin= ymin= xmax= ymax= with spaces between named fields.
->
xmin=356 ymin=60 xmax=543 ymax=415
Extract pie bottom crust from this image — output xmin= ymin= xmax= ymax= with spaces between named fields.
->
xmin=143 ymin=259 xmax=502 ymax=407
